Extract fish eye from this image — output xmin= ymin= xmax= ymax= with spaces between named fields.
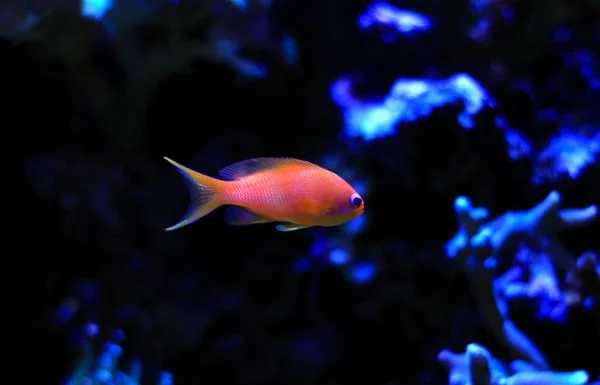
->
xmin=350 ymin=193 xmax=363 ymax=207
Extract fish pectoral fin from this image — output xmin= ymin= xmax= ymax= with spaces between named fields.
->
xmin=225 ymin=206 xmax=271 ymax=226
xmin=275 ymin=223 xmax=312 ymax=232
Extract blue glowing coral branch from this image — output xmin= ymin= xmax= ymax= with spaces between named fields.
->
xmin=532 ymin=127 xmax=600 ymax=185
xmin=438 ymin=343 xmax=590 ymax=385
xmin=66 ymin=323 xmax=174 ymax=385
xmin=564 ymin=251 xmax=600 ymax=331
xmin=357 ymin=2 xmax=432 ymax=41
xmin=445 ymin=191 xmax=597 ymax=369
xmin=331 ymin=73 xmax=495 ymax=141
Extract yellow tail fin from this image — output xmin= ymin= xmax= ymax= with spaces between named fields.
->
xmin=164 ymin=156 xmax=223 ymax=231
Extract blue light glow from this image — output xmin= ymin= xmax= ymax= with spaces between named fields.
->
xmin=495 ymin=116 xmax=532 ymax=160
xmin=281 ymin=33 xmax=298 ymax=66
xmin=347 ymin=261 xmax=376 ymax=284
xmin=351 ymin=179 xmax=369 ymax=196
xmin=81 ymin=0 xmax=113 ymax=20
xmin=105 ymin=342 xmax=123 ymax=357
xmin=56 ymin=298 xmax=79 ymax=324
xmin=76 ymin=279 xmax=100 ymax=301
xmin=563 ymin=50 xmax=600 ymax=92
xmin=129 ymin=359 xmax=142 ymax=380
xmin=539 ymin=300 xmax=568 ymax=323
xmin=468 ymin=19 xmax=490 ymax=41
xmin=309 ymin=238 xmax=328 ymax=257
xmin=329 ymin=248 xmax=350 ymax=265
xmin=342 ymin=215 xmax=366 ymax=236
xmin=292 ymin=257 xmax=311 ymax=273
xmin=215 ymin=39 xmax=269 ymax=78
xmin=85 ymin=322 xmax=100 ymax=337
xmin=96 ymin=369 xmax=112 ymax=382
xmin=113 ymin=329 xmax=125 ymax=342
xmin=230 ymin=0 xmax=248 ymax=11
xmin=98 ymin=352 xmax=113 ymax=368
xmin=157 ymin=372 xmax=174 ymax=385
xmin=66 ymin=326 xmax=173 ymax=385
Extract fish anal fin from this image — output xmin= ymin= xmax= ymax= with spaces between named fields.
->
xmin=275 ymin=223 xmax=312 ymax=232
xmin=219 ymin=158 xmax=317 ymax=181
xmin=225 ymin=206 xmax=271 ymax=226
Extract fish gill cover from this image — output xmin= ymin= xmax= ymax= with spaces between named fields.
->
xmin=6 ymin=0 xmax=600 ymax=384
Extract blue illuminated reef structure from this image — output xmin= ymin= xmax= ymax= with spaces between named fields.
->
xmin=65 ymin=324 xmax=173 ymax=385
xmin=357 ymin=1 xmax=432 ymax=41
xmin=443 ymin=192 xmax=598 ymax=383
xmin=331 ymin=72 xmax=497 ymax=140
xmin=6 ymin=0 xmax=600 ymax=384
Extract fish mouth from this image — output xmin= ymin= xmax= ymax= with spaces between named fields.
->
xmin=353 ymin=204 xmax=365 ymax=215
xmin=325 ymin=204 xmax=364 ymax=216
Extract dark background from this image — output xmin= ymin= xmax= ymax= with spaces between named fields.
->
xmin=5 ymin=0 xmax=600 ymax=384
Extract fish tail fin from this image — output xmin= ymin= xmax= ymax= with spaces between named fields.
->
xmin=164 ymin=156 xmax=223 ymax=231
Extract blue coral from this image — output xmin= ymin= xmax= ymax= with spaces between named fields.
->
xmin=7 ymin=0 xmax=600 ymax=383
xmin=65 ymin=324 xmax=173 ymax=385
xmin=443 ymin=192 xmax=598 ymax=380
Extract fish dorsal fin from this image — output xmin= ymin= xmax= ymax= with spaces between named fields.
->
xmin=218 ymin=158 xmax=316 ymax=181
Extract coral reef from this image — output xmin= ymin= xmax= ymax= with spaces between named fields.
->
xmin=443 ymin=191 xmax=598 ymax=383
xmin=6 ymin=0 xmax=600 ymax=384
xmin=65 ymin=323 xmax=173 ymax=385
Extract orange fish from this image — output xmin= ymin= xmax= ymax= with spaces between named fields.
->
xmin=163 ymin=156 xmax=365 ymax=232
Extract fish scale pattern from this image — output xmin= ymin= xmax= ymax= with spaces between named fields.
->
xmin=224 ymin=168 xmax=326 ymax=220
